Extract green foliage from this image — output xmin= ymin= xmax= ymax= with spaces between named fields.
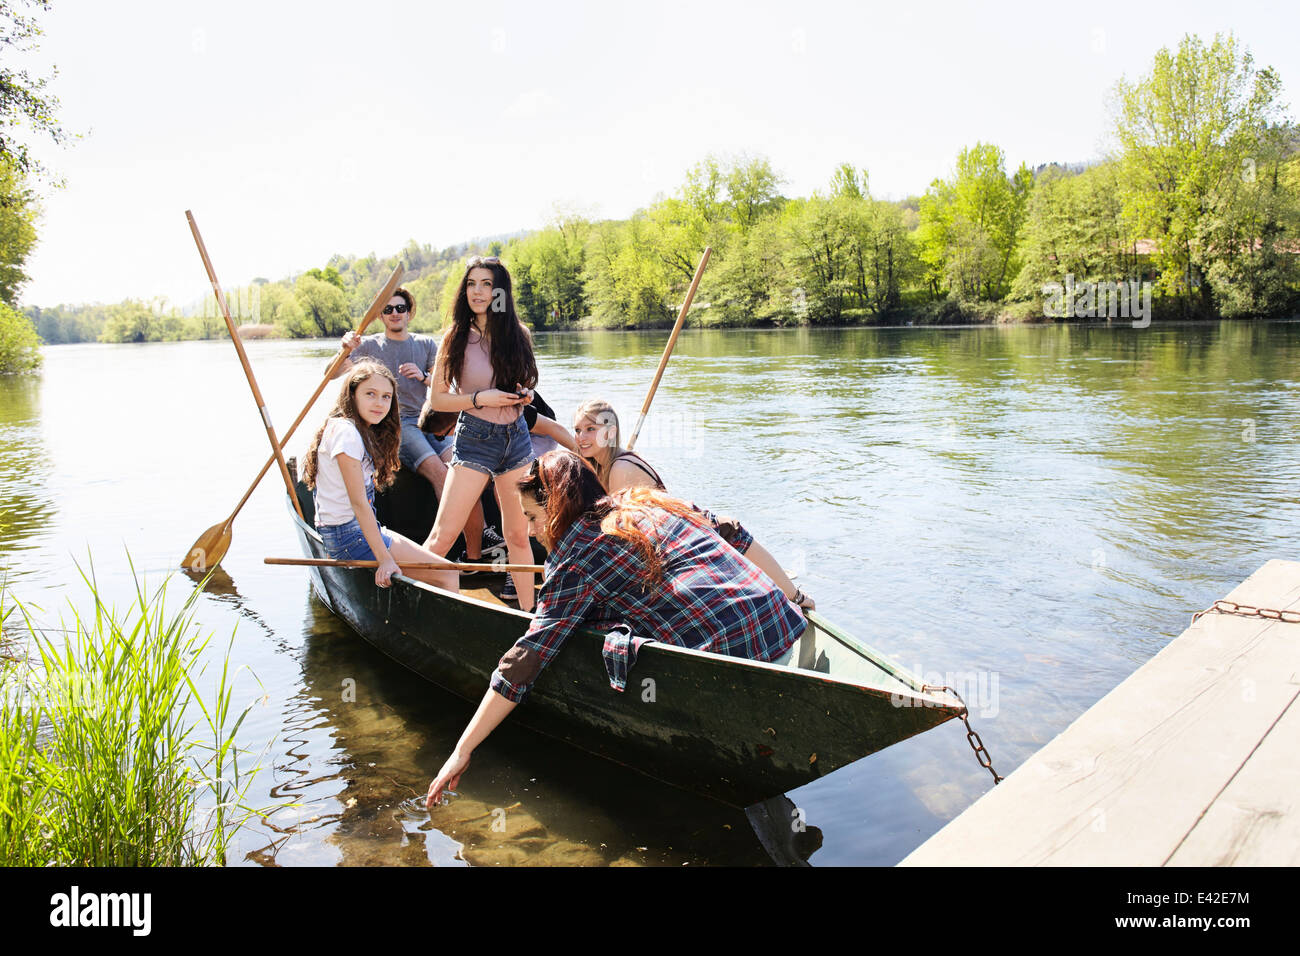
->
xmin=1112 ymin=31 xmax=1290 ymax=315
xmin=0 ymin=563 xmax=264 ymax=866
xmin=919 ymin=143 xmax=1032 ymax=303
xmin=99 ymin=300 xmax=156 ymax=343
xmin=20 ymin=33 xmax=1300 ymax=335
xmin=25 ymin=303 xmax=106 ymax=343
xmin=0 ymin=155 xmax=36 ymax=305
xmin=508 ymin=210 xmax=589 ymax=329
xmin=0 ymin=1 xmax=67 ymax=179
xmin=583 ymin=217 xmax=671 ymax=327
xmin=290 ymin=273 xmax=350 ymax=337
xmin=0 ymin=298 xmax=39 ymax=371
xmin=1011 ymin=161 xmax=1143 ymax=304
xmin=305 ymin=265 xmax=345 ymax=291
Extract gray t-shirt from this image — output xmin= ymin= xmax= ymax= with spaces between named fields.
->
xmin=351 ymin=333 xmax=439 ymax=423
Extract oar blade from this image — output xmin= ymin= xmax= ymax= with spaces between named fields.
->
xmin=184 ymin=521 xmax=233 ymax=572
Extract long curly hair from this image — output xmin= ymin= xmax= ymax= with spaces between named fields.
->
xmin=518 ymin=450 xmax=708 ymax=584
xmin=302 ymin=360 xmax=402 ymax=491
xmin=435 ymin=256 xmax=537 ymax=395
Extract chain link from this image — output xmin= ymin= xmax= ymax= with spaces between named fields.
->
xmin=924 ymin=684 xmax=1004 ymax=785
xmin=1192 ymin=599 xmax=1300 ymax=626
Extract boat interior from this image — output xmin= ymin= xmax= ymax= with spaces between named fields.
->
xmin=288 ymin=458 xmax=938 ymax=701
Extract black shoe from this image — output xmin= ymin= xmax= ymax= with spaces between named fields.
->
xmin=481 ymin=527 xmax=508 ymax=563
xmin=500 ymin=573 xmax=517 ymax=601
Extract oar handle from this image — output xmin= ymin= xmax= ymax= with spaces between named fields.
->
xmin=265 ymin=557 xmax=544 ymax=573
xmin=187 ymin=210 xmax=305 ymax=520
xmin=627 ymin=246 xmax=711 ymax=451
xmin=218 ymin=264 xmax=406 ymax=524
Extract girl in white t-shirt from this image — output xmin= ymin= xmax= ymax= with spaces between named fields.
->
xmin=302 ymin=360 xmax=457 ymax=592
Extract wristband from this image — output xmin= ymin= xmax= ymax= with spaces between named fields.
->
xmin=472 ymin=390 xmax=482 ymax=409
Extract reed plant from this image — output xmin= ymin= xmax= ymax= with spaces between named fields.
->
xmin=0 ymin=561 xmax=264 ymax=866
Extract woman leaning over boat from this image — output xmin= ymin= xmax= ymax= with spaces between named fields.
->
xmin=421 ymin=255 xmax=539 ymax=610
xmin=424 ymin=449 xmax=807 ymax=808
xmin=572 ymin=397 xmax=814 ymax=610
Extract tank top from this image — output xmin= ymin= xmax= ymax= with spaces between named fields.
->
xmin=457 ymin=328 xmax=521 ymax=426
xmin=610 ymin=451 xmax=666 ymax=490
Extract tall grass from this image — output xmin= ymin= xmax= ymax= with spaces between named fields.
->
xmin=0 ymin=561 xmax=264 ymax=866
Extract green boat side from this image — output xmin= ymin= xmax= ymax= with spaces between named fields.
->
xmin=288 ymin=482 xmax=961 ymax=807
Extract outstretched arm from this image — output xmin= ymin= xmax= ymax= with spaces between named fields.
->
xmin=531 ymin=412 xmax=579 ymax=453
xmin=425 ymin=689 xmax=517 ymax=808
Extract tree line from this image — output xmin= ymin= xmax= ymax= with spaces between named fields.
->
xmin=8 ymin=31 xmax=1300 ymax=362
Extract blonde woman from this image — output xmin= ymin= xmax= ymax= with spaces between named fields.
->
xmin=571 ymin=398 xmax=814 ymax=610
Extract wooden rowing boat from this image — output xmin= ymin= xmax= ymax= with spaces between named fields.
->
xmin=286 ymin=471 xmax=963 ymax=808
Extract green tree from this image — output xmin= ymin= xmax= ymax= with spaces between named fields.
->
xmin=292 ymin=273 xmax=350 ymax=337
xmin=918 ymin=143 xmax=1032 ymax=302
xmin=1011 ymin=161 xmax=1142 ymax=305
xmin=1112 ymin=32 xmax=1288 ymax=316
xmin=305 ymin=265 xmax=345 ymax=292
xmin=1200 ymin=138 xmax=1300 ymax=317
xmin=0 ymin=155 xmax=37 ymax=304
xmin=725 ymin=155 xmax=784 ymax=233
xmin=99 ymin=301 xmax=156 ymax=343
xmin=509 ymin=210 xmax=590 ymax=328
xmin=0 ymin=1 xmax=67 ymax=178
xmin=583 ymin=217 xmax=670 ymax=327
xmin=0 ymin=298 xmax=40 ymax=371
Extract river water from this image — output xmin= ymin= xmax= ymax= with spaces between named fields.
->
xmin=1 ymin=322 xmax=1297 ymax=865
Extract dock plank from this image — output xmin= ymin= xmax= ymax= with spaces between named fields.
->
xmin=900 ymin=559 xmax=1300 ymax=866
xmin=1166 ymin=688 xmax=1300 ymax=866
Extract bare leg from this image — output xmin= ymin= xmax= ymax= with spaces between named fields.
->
xmin=462 ymin=501 xmax=486 ymax=560
xmin=424 ymin=464 xmax=490 ymax=558
xmin=416 ymin=453 xmax=449 ymax=499
xmin=744 ymin=540 xmax=814 ymax=610
xmin=493 ymin=462 xmax=536 ymax=612
xmin=387 ymin=533 xmax=459 ymax=592
xmin=435 ymin=447 xmax=486 ymax=559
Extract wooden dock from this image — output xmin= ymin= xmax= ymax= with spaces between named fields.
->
xmin=900 ymin=559 xmax=1300 ymax=866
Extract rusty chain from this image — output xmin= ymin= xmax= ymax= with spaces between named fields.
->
xmin=1191 ymin=599 xmax=1300 ymax=626
xmin=923 ymin=683 xmax=1004 ymax=785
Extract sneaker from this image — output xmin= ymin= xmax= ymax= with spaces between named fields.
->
xmin=481 ymin=527 xmax=508 ymax=563
xmin=499 ymin=573 xmax=517 ymax=602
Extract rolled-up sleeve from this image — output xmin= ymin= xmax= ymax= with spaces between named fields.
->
xmin=489 ymin=561 xmax=597 ymax=703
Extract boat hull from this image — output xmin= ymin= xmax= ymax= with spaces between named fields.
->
xmin=290 ymin=499 xmax=961 ymax=807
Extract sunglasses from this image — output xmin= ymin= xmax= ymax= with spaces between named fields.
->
xmin=467 ymin=255 xmax=501 ymax=267
xmin=382 ymin=303 xmax=409 ymax=315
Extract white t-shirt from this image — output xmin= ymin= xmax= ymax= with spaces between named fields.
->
xmin=313 ymin=417 xmax=375 ymax=527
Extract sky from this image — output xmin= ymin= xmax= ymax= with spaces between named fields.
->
xmin=11 ymin=0 xmax=1298 ymax=309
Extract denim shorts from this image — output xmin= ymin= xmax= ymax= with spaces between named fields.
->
xmin=318 ymin=518 xmax=394 ymax=561
xmin=399 ymin=418 xmax=450 ymax=472
xmin=450 ymin=412 xmax=534 ymax=477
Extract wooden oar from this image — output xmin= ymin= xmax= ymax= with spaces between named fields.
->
xmin=265 ymin=557 xmax=545 ymax=574
xmin=626 ymin=246 xmax=712 ymax=451
xmin=184 ymin=260 xmax=406 ymax=572
xmin=187 ymin=211 xmax=304 ymax=527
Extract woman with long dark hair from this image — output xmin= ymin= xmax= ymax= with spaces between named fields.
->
xmin=424 ymin=449 xmax=806 ymax=807
xmin=422 ymin=255 xmax=539 ymax=609
xmin=302 ymin=360 xmax=457 ymax=593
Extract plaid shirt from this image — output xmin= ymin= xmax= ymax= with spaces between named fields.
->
xmin=489 ymin=508 xmax=805 ymax=703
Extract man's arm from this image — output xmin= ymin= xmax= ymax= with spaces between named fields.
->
xmin=327 ymin=330 xmax=362 ymax=379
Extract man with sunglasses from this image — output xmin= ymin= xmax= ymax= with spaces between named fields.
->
xmin=332 ymin=288 xmax=504 ymax=564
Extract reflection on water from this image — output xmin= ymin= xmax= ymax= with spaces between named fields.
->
xmin=287 ymin=595 xmax=786 ymax=866
xmin=1 ymin=323 xmax=1298 ymax=865
xmin=0 ymin=375 xmax=54 ymax=577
